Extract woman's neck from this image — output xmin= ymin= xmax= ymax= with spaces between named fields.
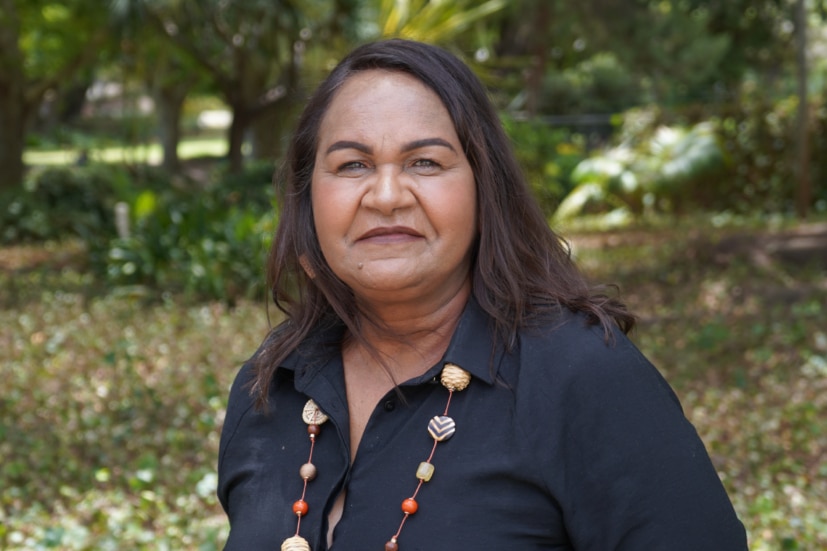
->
xmin=348 ymin=278 xmax=471 ymax=382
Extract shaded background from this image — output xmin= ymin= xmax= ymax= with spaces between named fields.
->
xmin=1 ymin=0 xmax=825 ymax=549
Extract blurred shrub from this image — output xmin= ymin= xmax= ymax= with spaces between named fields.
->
xmin=714 ymin=88 xmax=827 ymax=213
xmin=101 ymin=171 xmax=276 ymax=303
xmin=540 ymin=53 xmax=642 ymax=116
xmin=1 ymin=160 xmax=277 ymax=303
xmin=552 ymin=85 xmax=827 ymax=220
xmin=0 ymin=165 xmax=132 ymax=244
xmin=502 ymin=114 xmax=588 ymax=216
xmin=213 ymin=159 xmax=276 ymax=212
xmin=555 ymin=112 xmax=728 ymax=221
xmin=0 ymin=164 xmax=182 ymax=245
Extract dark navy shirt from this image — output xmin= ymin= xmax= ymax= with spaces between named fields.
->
xmin=218 ymin=299 xmax=748 ymax=550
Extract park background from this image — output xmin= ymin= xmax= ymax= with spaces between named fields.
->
xmin=1 ymin=0 xmax=826 ymax=549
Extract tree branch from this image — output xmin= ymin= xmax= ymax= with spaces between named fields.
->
xmin=143 ymin=6 xmax=233 ymax=94
xmin=23 ymin=28 xmax=109 ymax=107
xmin=0 ymin=0 xmax=22 ymax=78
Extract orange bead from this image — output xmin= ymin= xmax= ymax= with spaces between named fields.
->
xmin=384 ymin=540 xmax=399 ymax=551
xmin=292 ymin=499 xmax=309 ymax=516
xmin=401 ymin=497 xmax=418 ymax=515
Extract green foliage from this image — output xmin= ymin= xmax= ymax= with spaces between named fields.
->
xmin=1 ymin=159 xmax=277 ymax=303
xmin=376 ymin=0 xmax=507 ymax=43
xmin=0 ymin=165 xmax=133 ymax=244
xmin=539 ymin=53 xmax=642 ymax=115
xmin=555 ymin=113 xmax=728 ymax=221
xmin=712 ymin=86 xmax=827 ymax=214
xmin=12 ymin=0 xmax=111 ymax=80
xmin=0 ymin=280 xmax=268 ymax=549
xmin=101 ymin=164 xmax=276 ymax=303
xmin=501 ymin=114 xmax=588 ymax=216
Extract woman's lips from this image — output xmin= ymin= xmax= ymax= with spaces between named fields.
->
xmin=357 ymin=226 xmax=423 ymax=243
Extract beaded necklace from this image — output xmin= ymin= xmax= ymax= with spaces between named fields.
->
xmin=280 ymin=362 xmax=472 ymax=551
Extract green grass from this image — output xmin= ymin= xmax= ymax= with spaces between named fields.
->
xmin=23 ymin=138 xmax=229 ymax=166
xmin=1 ymin=219 xmax=826 ymax=549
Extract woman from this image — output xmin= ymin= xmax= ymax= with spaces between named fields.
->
xmin=218 ymin=39 xmax=747 ymax=550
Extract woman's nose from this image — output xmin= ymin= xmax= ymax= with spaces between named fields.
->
xmin=361 ymin=164 xmax=416 ymax=214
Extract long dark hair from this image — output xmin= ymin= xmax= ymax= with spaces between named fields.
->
xmin=251 ymin=38 xmax=634 ymax=408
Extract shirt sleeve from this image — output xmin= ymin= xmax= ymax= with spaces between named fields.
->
xmin=217 ymin=361 xmax=256 ymax=515
xmin=539 ymin=324 xmax=748 ymax=550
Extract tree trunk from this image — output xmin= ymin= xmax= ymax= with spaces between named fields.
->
xmin=155 ymin=84 xmax=189 ymax=173
xmin=251 ymin=99 xmax=293 ymax=161
xmin=227 ymin=105 xmax=249 ymax=173
xmin=0 ymin=1 xmax=26 ymax=192
xmin=0 ymin=81 xmax=27 ymax=192
xmin=525 ymin=1 xmax=552 ymax=116
xmin=251 ymin=106 xmax=280 ymax=161
xmin=794 ymin=0 xmax=811 ymax=218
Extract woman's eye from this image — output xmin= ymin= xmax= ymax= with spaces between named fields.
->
xmin=336 ymin=161 xmax=368 ymax=175
xmin=413 ymin=159 xmax=437 ymax=167
xmin=410 ymin=158 xmax=441 ymax=172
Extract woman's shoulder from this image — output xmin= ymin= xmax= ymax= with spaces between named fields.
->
xmin=513 ymin=308 xmax=679 ymax=408
xmin=220 ymin=361 xmax=258 ymax=452
xmin=519 ymin=308 xmax=642 ymax=368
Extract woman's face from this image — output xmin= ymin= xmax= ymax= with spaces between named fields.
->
xmin=311 ymin=70 xmax=477 ymax=307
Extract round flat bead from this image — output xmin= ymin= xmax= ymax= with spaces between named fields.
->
xmin=299 ymin=462 xmax=317 ymax=481
xmin=401 ymin=497 xmax=418 ymax=514
xmin=416 ymin=461 xmax=435 ymax=482
xmin=384 ymin=540 xmax=399 ymax=551
xmin=427 ymin=415 xmax=456 ymax=441
xmin=302 ymin=399 xmax=329 ymax=425
xmin=440 ymin=363 xmax=471 ymax=392
xmin=292 ymin=499 xmax=309 ymax=516
xmin=281 ymin=535 xmax=311 ymax=551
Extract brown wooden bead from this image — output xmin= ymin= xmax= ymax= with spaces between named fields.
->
xmin=307 ymin=424 xmax=321 ymax=437
xmin=384 ymin=538 xmax=399 ymax=551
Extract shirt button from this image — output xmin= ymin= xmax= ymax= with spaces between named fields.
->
xmin=383 ymin=400 xmax=396 ymax=412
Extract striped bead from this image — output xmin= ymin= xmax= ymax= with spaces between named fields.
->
xmin=427 ymin=415 xmax=456 ymax=441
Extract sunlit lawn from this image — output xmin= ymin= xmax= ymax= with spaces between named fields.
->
xmin=22 ymin=138 xmax=229 ymax=166
xmin=1 ymin=219 xmax=826 ymax=549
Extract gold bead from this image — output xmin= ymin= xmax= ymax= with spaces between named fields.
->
xmin=281 ymin=535 xmax=310 ymax=551
xmin=302 ymin=399 xmax=329 ymax=425
xmin=416 ymin=461 xmax=435 ymax=482
xmin=440 ymin=363 xmax=471 ymax=392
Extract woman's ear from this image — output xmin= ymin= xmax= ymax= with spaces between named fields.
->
xmin=299 ymin=254 xmax=316 ymax=279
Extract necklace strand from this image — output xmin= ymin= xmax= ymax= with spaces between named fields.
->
xmin=280 ymin=363 xmax=471 ymax=551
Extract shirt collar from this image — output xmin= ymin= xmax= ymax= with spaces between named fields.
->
xmin=440 ymin=295 xmax=500 ymax=386
xmin=280 ymin=295 xmax=501 ymax=388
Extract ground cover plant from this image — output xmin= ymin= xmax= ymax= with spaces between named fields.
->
xmin=1 ymin=217 xmax=825 ymax=550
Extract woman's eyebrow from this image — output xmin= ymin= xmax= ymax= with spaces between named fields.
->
xmin=325 ymin=140 xmax=372 ymax=155
xmin=401 ymin=137 xmax=456 ymax=153
xmin=324 ymin=137 xmax=456 ymax=155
